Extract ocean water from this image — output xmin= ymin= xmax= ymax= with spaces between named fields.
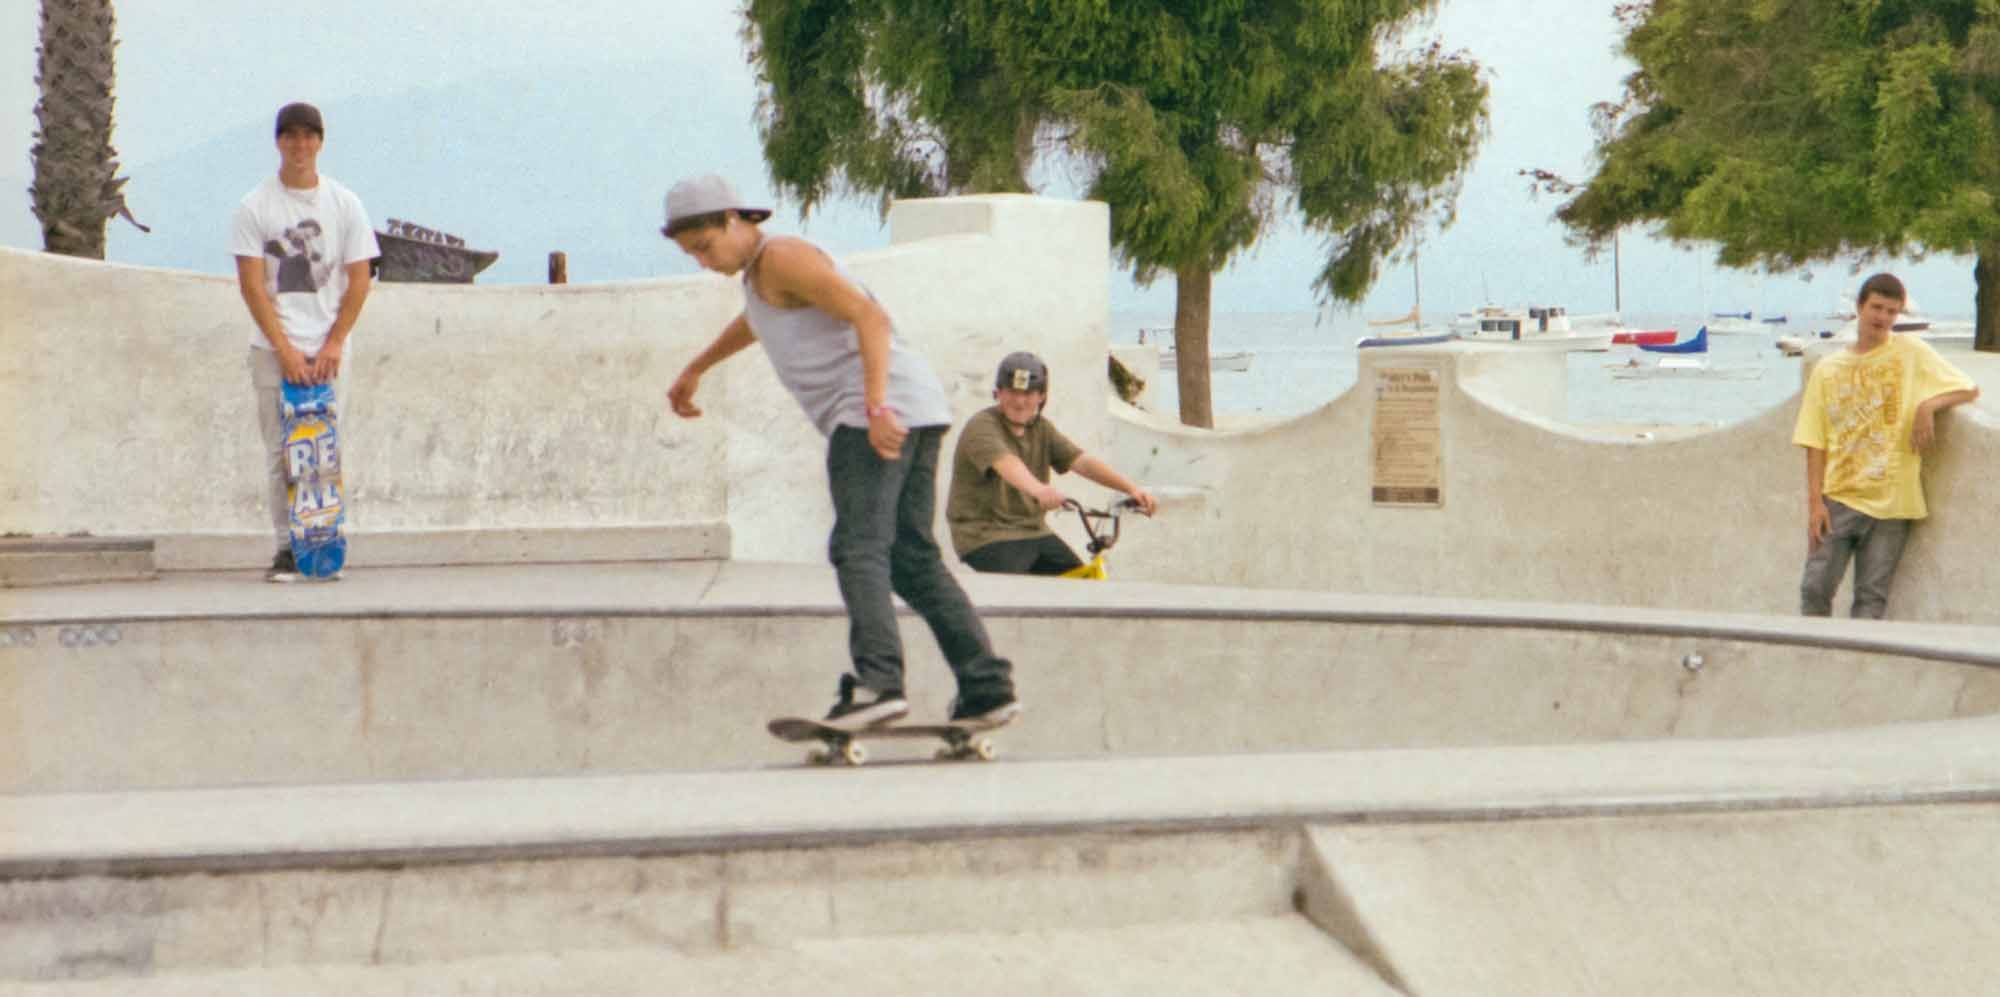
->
xmin=1110 ymin=310 xmax=1889 ymax=427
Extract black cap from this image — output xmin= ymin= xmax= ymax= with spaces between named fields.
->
xmin=995 ymin=351 xmax=1049 ymax=393
xmin=275 ymin=102 xmax=324 ymax=138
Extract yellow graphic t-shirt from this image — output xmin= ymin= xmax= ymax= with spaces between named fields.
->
xmin=1792 ymin=334 xmax=1975 ymax=519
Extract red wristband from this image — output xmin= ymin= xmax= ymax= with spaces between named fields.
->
xmin=866 ymin=403 xmax=897 ymax=419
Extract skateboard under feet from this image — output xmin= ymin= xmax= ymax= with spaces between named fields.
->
xmin=767 ymin=716 xmax=1010 ymax=766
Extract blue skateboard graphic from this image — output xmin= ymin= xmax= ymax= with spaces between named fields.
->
xmin=279 ymin=380 xmax=346 ymax=578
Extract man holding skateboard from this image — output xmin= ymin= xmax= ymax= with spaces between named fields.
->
xmin=230 ymin=102 xmax=378 ymax=582
xmin=661 ymin=174 xmax=1019 ymax=732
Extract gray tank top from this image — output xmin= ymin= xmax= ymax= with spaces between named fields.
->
xmin=741 ymin=236 xmax=952 ymax=436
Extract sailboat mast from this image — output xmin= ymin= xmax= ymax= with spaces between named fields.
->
xmin=1613 ymin=231 xmax=1622 ymax=314
xmin=1413 ymin=246 xmax=1423 ymax=327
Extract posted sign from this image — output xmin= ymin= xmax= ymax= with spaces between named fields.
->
xmin=1371 ymin=366 xmax=1442 ymax=507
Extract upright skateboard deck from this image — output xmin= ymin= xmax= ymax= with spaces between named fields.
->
xmin=768 ymin=715 xmax=1013 ymax=766
xmin=279 ymin=380 xmax=346 ymax=578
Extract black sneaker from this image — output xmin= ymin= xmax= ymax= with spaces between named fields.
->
xmin=949 ymin=687 xmax=1021 ymax=729
xmin=822 ymin=673 xmax=909 ymax=731
xmin=265 ymin=549 xmax=301 ymax=584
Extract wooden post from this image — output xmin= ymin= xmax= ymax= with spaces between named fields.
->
xmin=548 ymin=251 xmax=568 ymax=285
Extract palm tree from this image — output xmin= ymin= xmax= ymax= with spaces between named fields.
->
xmin=30 ymin=0 xmax=145 ymax=259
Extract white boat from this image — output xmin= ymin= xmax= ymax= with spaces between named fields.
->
xmin=1358 ymin=247 xmax=1454 ymax=348
xmin=1359 ymin=306 xmax=1451 ymax=349
xmin=1451 ymin=305 xmax=1614 ymax=351
xmin=1159 ymin=347 xmax=1252 ymax=371
xmin=1357 ymin=328 xmax=1453 ymax=349
xmin=1609 ymin=355 xmax=1764 ymax=380
xmin=1807 ymin=319 xmax=1973 ymax=346
xmin=1704 ymin=312 xmax=1784 ymax=334
xmin=1820 ymin=291 xmax=1971 ymax=341
xmin=1139 ymin=326 xmax=1255 ymax=371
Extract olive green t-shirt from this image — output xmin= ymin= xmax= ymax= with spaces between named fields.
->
xmin=946 ymin=407 xmax=1082 ymax=556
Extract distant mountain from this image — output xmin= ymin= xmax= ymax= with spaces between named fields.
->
xmin=103 ymin=60 xmax=893 ymax=285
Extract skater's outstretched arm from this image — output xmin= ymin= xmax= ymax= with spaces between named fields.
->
xmin=668 ymin=314 xmax=756 ymax=418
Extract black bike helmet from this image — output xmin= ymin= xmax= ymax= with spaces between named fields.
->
xmin=994 ymin=351 xmax=1049 ymax=393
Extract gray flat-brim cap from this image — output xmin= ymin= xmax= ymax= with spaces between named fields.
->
xmin=663 ymin=174 xmax=772 ymax=235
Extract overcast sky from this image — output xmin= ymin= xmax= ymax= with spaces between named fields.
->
xmin=0 ymin=0 xmax=1976 ymax=318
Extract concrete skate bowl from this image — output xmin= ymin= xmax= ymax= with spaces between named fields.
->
xmin=8 ymin=579 xmax=1998 ymax=793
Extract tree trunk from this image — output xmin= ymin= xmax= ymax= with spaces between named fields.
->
xmin=1173 ymin=265 xmax=1214 ymax=428
xmin=31 ymin=0 xmax=126 ymax=260
xmin=1977 ymin=245 xmax=2000 ymax=354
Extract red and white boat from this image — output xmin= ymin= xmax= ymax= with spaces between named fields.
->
xmin=1610 ymin=328 xmax=1676 ymax=346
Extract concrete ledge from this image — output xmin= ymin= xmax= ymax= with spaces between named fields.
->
xmin=0 ymin=538 xmax=155 ymax=588
xmin=4 ymin=563 xmax=1996 ymax=794
xmin=6 ymin=715 xmax=2000 ymax=877
xmin=150 ymin=524 xmax=731 ymax=571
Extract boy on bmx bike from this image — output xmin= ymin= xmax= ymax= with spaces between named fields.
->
xmin=945 ymin=352 xmax=1158 ymax=577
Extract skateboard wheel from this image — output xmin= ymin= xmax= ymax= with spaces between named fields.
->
xmin=973 ymin=739 xmax=996 ymax=761
xmin=840 ymin=742 xmax=867 ymax=766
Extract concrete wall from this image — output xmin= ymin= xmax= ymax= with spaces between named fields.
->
xmin=1103 ymin=342 xmax=2000 ymax=623
xmin=7 ymin=196 xmax=1995 ymax=623
xmin=0 ymin=195 xmax=1109 ymax=560
xmin=8 ymin=608 xmax=1997 ymax=793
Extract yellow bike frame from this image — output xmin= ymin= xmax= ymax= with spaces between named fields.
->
xmin=1060 ymin=555 xmax=1108 ymax=580
xmin=1056 ymin=498 xmax=1136 ymax=580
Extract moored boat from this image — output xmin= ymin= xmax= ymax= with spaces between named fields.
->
xmin=1451 ymin=305 xmax=1613 ymax=351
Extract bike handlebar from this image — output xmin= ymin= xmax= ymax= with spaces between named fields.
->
xmin=1060 ymin=498 xmax=1140 ymax=555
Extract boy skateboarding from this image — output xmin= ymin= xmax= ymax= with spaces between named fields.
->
xmin=660 ymin=174 xmax=1018 ymax=732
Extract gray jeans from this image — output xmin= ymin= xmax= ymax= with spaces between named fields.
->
xmin=826 ymin=425 xmax=1012 ymax=698
xmin=249 ymin=347 xmax=346 ymax=550
xmin=1800 ymin=498 xmax=1911 ymax=619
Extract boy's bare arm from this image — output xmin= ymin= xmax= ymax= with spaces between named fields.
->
xmin=1912 ymin=387 xmax=1981 ymax=451
xmin=235 ymin=256 xmax=310 ymax=384
xmin=667 ymin=314 xmax=757 ymax=419
xmin=991 ymin=454 xmax=1065 ymax=511
xmin=1803 ymin=446 xmax=1828 ymax=550
xmin=1069 ymin=454 xmax=1158 ymax=515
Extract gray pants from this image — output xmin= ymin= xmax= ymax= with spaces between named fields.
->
xmin=249 ymin=347 xmax=346 ymax=550
xmin=826 ymin=425 xmax=1012 ymax=698
xmin=1800 ymin=498 xmax=1911 ymax=619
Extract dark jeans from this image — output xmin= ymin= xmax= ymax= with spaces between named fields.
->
xmin=963 ymin=534 xmax=1084 ymax=576
xmin=827 ymin=425 xmax=1012 ymax=697
xmin=1800 ymin=498 xmax=1912 ymax=619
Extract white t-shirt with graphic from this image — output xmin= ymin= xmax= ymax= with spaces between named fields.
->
xmin=229 ymin=174 xmax=380 ymax=354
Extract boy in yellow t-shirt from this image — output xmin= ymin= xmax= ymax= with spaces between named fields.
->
xmin=1792 ymin=273 xmax=1980 ymax=618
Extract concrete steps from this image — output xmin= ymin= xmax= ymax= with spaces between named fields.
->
xmin=7 ymin=732 xmax=2000 ymax=994
xmin=0 ymin=538 xmax=155 ymax=587
xmin=6 ymin=919 xmax=1389 ymax=996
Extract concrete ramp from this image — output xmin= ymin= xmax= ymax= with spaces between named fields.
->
xmin=8 ymin=919 xmax=1393 ymax=996
xmin=3 ymin=827 xmax=1393 ymax=995
xmin=1302 ymin=803 xmax=2000 ymax=995
xmin=6 ymin=562 xmax=1998 ymax=793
